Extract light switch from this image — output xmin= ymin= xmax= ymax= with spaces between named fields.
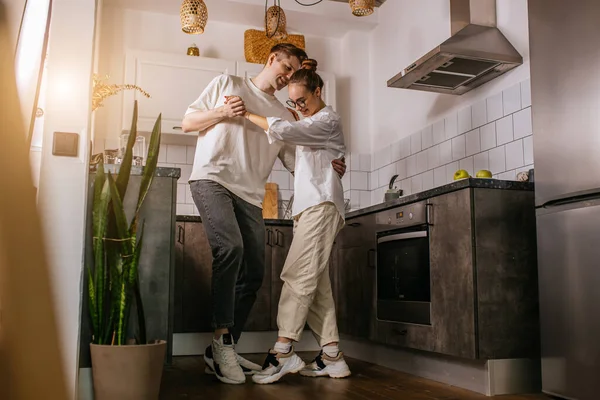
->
xmin=52 ymin=131 xmax=79 ymax=157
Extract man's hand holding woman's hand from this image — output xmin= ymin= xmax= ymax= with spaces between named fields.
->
xmin=222 ymin=95 xmax=246 ymax=118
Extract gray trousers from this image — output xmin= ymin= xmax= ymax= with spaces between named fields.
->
xmin=190 ymin=179 xmax=265 ymax=342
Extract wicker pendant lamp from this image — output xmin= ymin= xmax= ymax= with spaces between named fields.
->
xmin=180 ymin=0 xmax=208 ymax=34
xmin=349 ymin=0 xmax=375 ymax=17
xmin=265 ymin=2 xmax=288 ymax=40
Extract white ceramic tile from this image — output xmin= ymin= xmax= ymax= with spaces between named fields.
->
xmin=359 ymin=154 xmax=371 ymax=172
xmin=513 ymin=107 xmax=533 ymax=139
xmin=427 ymin=145 xmax=440 ymax=170
xmin=439 ymin=140 xmax=453 ymax=164
xmin=371 ymin=190 xmax=380 ymax=206
xmin=459 ymin=156 xmax=475 ymax=176
xmin=176 ymin=203 xmax=195 ymax=216
xmin=279 ymin=189 xmax=293 ymax=201
xmin=505 ymin=139 xmax=524 ymax=170
xmin=380 ymin=146 xmax=392 ymax=166
xmin=400 ymin=137 xmax=411 ymax=159
xmin=350 ymin=190 xmax=360 ymax=210
xmin=496 ymin=115 xmax=514 ymax=145
xmin=360 ymin=191 xmax=371 ymax=208
xmin=158 ymin=144 xmax=167 ymax=163
xmin=433 ymin=120 xmax=445 ymax=144
xmin=487 ymin=92 xmax=503 ymax=122
xmin=178 ymin=164 xmax=193 ymax=182
xmin=434 ymin=166 xmax=446 ymax=187
xmin=186 ymin=145 xmax=196 ymax=164
xmin=498 ymin=170 xmax=516 ymax=181
xmin=373 ymin=148 xmax=384 ymax=170
xmin=521 ymin=79 xmax=532 ymax=108
xmin=406 ymin=154 xmax=417 ymax=177
xmin=452 ymin=134 xmax=466 ymax=161
xmin=289 ymin=172 xmax=295 ymax=190
xmin=351 ymin=171 xmax=369 ymax=190
xmin=445 ymin=114 xmax=458 ymax=139
xmin=480 ymin=123 xmax=497 ymax=151
xmin=474 ymin=151 xmax=490 ymax=173
xmin=395 ymin=159 xmax=407 ymax=180
xmin=503 ymin=83 xmax=522 ymax=115
xmin=167 ymin=145 xmax=187 ymax=164
xmin=411 ymin=175 xmax=423 ymax=194
xmin=421 ymin=125 xmax=434 ymax=149
xmin=369 ymin=171 xmax=379 ymax=190
xmin=422 ymin=170 xmax=434 ymax=191
xmin=391 ymin=140 xmax=403 ymax=163
xmin=157 ymin=162 xmax=175 ymax=168
xmin=472 ymin=100 xmax=488 ymax=128
xmin=273 ymin=158 xmax=283 ymax=171
xmin=417 ymin=151 xmax=428 ymax=174
xmin=351 ymin=153 xmax=361 ymax=171
xmin=401 ymin=179 xmax=412 ymax=196
xmin=523 ymin=135 xmax=534 ymax=165
xmin=379 ymin=163 xmax=397 ymax=187
xmin=465 ymin=128 xmax=481 ymax=156
xmin=445 ymin=161 xmax=460 ymax=183
xmin=411 ymin=132 xmax=422 ymax=155
xmin=458 ymin=106 xmax=472 ymax=134
xmin=272 ymin=170 xmax=290 ymax=189
xmin=489 ymin=145 xmax=506 ymax=174
xmin=177 ymin=184 xmax=187 ymax=204
xmin=185 ymin=185 xmax=194 ymax=204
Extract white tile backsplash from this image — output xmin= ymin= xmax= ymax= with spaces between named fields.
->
xmin=359 ymin=154 xmax=371 ymax=172
xmin=395 ymin=159 xmax=407 ymax=180
xmin=434 ymin=166 xmax=446 ymax=187
xmin=459 ymin=156 xmax=474 ymax=176
xmin=271 ymin=170 xmax=290 ymax=190
xmin=406 ymin=155 xmax=417 ymax=177
xmin=411 ymin=175 xmax=423 ymax=193
xmin=167 ymin=145 xmax=187 ymax=164
xmin=445 ymin=161 xmax=459 ymax=182
xmin=513 ymin=107 xmax=533 ymax=139
xmin=350 ymin=171 xmax=369 ymax=190
xmin=505 ymin=139 xmax=525 ymax=170
xmin=178 ymin=164 xmax=193 ymax=182
xmin=186 ymin=145 xmax=196 ymax=164
xmin=421 ymin=125 xmax=434 ymax=149
xmin=439 ymin=140 xmax=453 ymax=164
xmin=350 ymin=153 xmax=361 ymax=171
xmin=523 ymin=135 xmax=534 ymax=165
xmin=487 ymin=92 xmax=504 ymax=122
xmin=445 ymin=113 xmax=458 ymax=139
xmin=472 ymin=100 xmax=488 ymax=128
xmin=489 ymin=145 xmax=507 ymax=174
xmin=503 ymin=83 xmax=522 ymax=116
xmin=433 ymin=120 xmax=445 ymax=144
xmin=427 ymin=145 xmax=440 ymax=170
xmin=422 ymin=170 xmax=434 ymax=191
xmin=521 ymin=79 xmax=532 ymax=108
xmin=369 ymin=171 xmax=379 ymax=191
xmin=416 ymin=151 xmax=428 ymax=174
xmin=452 ymin=135 xmax=466 ymax=161
xmin=496 ymin=115 xmax=514 ymax=146
xmin=480 ymin=122 xmax=497 ymax=151
xmin=458 ymin=106 xmax=472 ymax=134
xmin=158 ymin=144 xmax=167 ymax=163
xmin=379 ymin=163 xmax=396 ymax=188
xmin=465 ymin=128 xmax=481 ymax=157
xmin=411 ymin=132 xmax=422 ymax=154
xmin=474 ymin=151 xmax=490 ymax=172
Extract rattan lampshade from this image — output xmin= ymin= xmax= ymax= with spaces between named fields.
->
xmin=180 ymin=0 xmax=208 ymax=34
xmin=244 ymin=29 xmax=305 ymax=64
xmin=265 ymin=5 xmax=288 ymax=40
xmin=349 ymin=0 xmax=375 ymax=17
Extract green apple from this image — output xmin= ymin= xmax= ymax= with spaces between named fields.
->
xmin=476 ymin=169 xmax=492 ymax=178
xmin=453 ymin=169 xmax=470 ymax=180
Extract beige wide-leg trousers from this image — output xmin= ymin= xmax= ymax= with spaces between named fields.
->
xmin=277 ymin=202 xmax=344 ymax=346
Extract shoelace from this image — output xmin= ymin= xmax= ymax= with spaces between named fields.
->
xmin=221 ymin=345 xmax=239 ymax=367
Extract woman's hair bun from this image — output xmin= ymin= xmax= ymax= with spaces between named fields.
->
xmin=301 ymin=59 xmax=318 ymax=71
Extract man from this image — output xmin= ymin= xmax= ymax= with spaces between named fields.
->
xmin=181 ymin=43 xmax=346 ymax=385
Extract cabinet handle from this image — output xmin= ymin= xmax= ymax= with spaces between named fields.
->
xmin=172 ymin=126 xmax=182 ymax=130
xmin=177 ymin=225 xmax=185 ymax=244
xmin=348 ymin=222 xmax=361 ymax=227
xmin=275 ymin=229 xmax=284 ymax=247
xmin=426 ymin=203 xmax=433 ymax=225
xmin=267 ymin=229 xmax=273 ymax=247
xmin=368 ymin=249 xmax=376 ymax=269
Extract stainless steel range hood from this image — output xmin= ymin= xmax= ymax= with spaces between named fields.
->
xmin=387 ymin=0 xmax=523 ymax=95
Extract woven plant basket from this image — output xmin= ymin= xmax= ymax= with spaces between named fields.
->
xmin=244 ymin=29 xmax=305 ymax=64
xmin=349 ymin=0 xmax=375 ymax=17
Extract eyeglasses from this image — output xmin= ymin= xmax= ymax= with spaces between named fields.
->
xmin=286 ymin=98 xmax=306 ymax=108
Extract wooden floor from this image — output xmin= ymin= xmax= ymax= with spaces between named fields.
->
xmin=160 ymin=353 xmax=551 ymax=400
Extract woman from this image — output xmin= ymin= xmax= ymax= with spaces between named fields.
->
xmin=238 ymin=59 xmax=350 ymax=384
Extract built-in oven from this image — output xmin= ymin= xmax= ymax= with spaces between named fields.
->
xmin=376 ymin=200 xmax=431 ymax=325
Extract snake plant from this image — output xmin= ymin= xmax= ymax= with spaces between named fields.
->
xmin=88 ymin=101 xmax=162 ymax=345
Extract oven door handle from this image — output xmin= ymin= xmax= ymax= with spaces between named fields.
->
xmin=377 ymin=231 xmax=428 ymax=244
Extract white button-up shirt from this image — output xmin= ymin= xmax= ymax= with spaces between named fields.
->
xmin=266 ymin=106 xmax=346 ymax=219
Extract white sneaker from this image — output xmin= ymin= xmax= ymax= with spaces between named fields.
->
xmin=299 ymin=350 xmax=351 ymax=378
xmin=209 ymin=334 xmax=245 ymax=384
xmin=252 ymin=348 xmax=306 ymax=384
xmin=204 ymin=345 xmax=261 ymax=376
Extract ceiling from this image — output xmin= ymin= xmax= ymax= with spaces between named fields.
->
xmin=101 ymin=0 xmax=381 ymax=38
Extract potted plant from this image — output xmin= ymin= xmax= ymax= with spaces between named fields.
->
xmin=87 ymin=101 xmax=164 ymax=399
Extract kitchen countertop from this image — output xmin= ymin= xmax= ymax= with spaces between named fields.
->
xmin=177 ymin=178 xmax=533 ymax=225
xmin=346 ymin=178 xmax=534 ymax=219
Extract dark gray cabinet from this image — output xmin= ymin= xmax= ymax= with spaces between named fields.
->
xmin=173 ymin=221 xmax=293 ymax=334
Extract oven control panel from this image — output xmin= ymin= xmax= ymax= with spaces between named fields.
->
xmin=375 ymin=201 xmax=428 ymax=229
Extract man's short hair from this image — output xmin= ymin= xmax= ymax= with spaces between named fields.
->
xmin=268 ymin=43 xmax=308 ymax=64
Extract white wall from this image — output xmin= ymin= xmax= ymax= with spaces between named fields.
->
xmin=368 ymin=0 xmax=530 ymax=150
xmin=94 ymin=7 xmax=342 ymax=148
xmin=5 ymin=0 xmax=26 ymax=53
xmin=36 ymin=0 xmax=98 ymax=397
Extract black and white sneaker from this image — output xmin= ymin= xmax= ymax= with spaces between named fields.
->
xmin=206 ymin=334 xmax=245 ymax=384
xmin=299 ymin=350 xmax=351 ymax=378
xmin=252 ymin=348 xmax=306 ymax=384
xmin=204 ymin=345 xmax=261 ymax=376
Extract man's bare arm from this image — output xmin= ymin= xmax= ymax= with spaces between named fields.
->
xmin=181 ymin=96 xmax=246 ymax=133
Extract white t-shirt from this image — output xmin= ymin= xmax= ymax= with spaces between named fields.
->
xmin=185 ymin=75 xmax=296 ymax=208
xmin=266 ymin=106 xmax=346 ymax=219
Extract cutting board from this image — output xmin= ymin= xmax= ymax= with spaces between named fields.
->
xmin=263 ymin=183 xmax=279 ymax=219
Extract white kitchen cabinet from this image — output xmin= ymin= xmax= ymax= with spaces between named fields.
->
xmin=122 ymin=50 xmax=236 ymax=135
xmin=236 ymin=61 xmax=337 ymax=113
xmin=122 ymin=51 xmax=336 ymax=137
